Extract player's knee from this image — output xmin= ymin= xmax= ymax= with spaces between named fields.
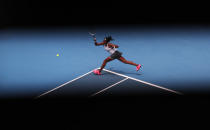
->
xmin=104 ymin=59 xmax=109 ymax=63
xmin=105 ymin=58 xmax=111 ymax=62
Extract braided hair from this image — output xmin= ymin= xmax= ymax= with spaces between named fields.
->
xmin=104 ymin=35 xmax=114 ymax=44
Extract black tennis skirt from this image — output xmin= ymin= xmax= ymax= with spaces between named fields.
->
xmin=110 ymin=51 xmax=122 ymax=59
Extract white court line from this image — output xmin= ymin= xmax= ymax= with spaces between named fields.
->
xmin=90 ymin=77 xmax=129 ymax=97
xmin=35 ymin=67 xmax=183 ymax=99
xmin=35 ymin=69 xmax=94 ymax=99
xmin=103 ymin=69 xmax=183 ymax=95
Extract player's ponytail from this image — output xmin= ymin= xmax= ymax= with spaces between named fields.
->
xmin=104 ymin=35 xmax=114 ymax=43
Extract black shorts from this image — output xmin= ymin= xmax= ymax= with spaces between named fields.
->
xmin=110 ymin=51 xmax=122 ymax=59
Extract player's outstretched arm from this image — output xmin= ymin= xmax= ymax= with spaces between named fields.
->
xmin=94 ymin=38 xmax=105 ymax=46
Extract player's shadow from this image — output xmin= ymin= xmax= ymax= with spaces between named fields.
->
xmin=106 ymin=67 xmax=142 ymax=76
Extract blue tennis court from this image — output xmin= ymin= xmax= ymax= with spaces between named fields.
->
xmin=1 ymin=25 xmax=210 ymax=99
xmin=36 ymin=68 xmax=181 ymax=99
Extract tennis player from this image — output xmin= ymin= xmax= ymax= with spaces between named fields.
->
xmin=93 ymin=35 xmax=141 ymax=75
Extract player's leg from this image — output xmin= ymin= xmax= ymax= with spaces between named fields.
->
xmin=118 ymin=56 xmax=138 ymax=66
xmin=118 ymin=56 xmax=141 ymax=71
xmin=99 ymin=57 xmax=113 ymax=72
xmin=93 ymin=57 xmax=114 ymax=75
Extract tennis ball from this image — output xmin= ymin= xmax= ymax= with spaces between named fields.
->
xmin=56 ymin=54 xmax=59 ymax=56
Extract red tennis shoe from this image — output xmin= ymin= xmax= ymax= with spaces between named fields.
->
xmin=136 ymin=64 xmax=141 ymax=71
xmin=93 ymin=69 xmax=101 ymax=75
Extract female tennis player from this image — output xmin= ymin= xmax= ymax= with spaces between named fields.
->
xmin=93 ymin=35 xmax=141 ymax=75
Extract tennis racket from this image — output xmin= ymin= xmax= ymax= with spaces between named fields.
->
xmin=88 ymin=32 xmax=96 ymax=38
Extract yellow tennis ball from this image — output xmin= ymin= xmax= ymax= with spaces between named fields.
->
xmin=56 ymin=54 xmax=59 ymax=56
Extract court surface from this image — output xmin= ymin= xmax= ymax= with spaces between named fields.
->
xmin=36 ymin=68 xmax=182 ymax=99
xmin=1 ymin=25 xmax=210 ymax=98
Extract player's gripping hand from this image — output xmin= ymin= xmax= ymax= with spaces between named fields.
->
xmin=94 ymin=38 xmax=97 ymax=46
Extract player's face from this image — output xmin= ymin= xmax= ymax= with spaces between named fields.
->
xmin=104 ymin=38 xmax=107 ymax=43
